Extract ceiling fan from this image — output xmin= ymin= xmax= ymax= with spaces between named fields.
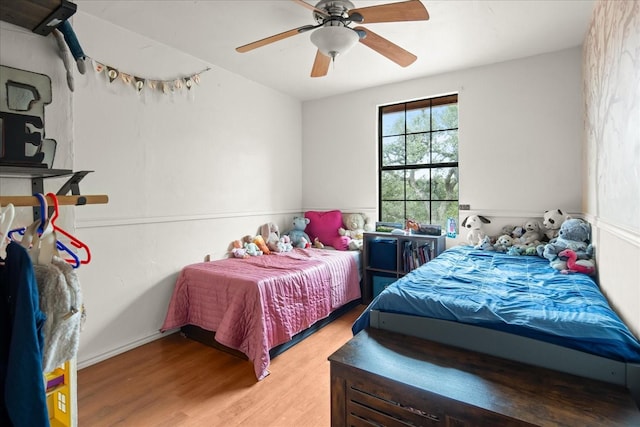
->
xmin=235 ymin=0 xmax=429 ymax=78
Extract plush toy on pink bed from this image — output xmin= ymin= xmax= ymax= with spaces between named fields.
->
xmin=230 ymin=240 xmax=249 ymax=258
xmin=283 ymin=216 xmax=312 ymax=248
xmin=339 ymin=213 xmax=372 ymax=250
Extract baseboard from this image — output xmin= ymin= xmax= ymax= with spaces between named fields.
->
xmin=77 ymin=330 xmax=178 ymax=370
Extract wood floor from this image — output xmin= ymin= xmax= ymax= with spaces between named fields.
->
xmin=77 ymin=305 xmax=366 ymax=427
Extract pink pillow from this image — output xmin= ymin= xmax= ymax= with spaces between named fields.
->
xmin=305 ymin=210 xmax=343 ymax=247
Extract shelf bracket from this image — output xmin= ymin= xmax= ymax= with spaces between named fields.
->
xmin=30 ymin=170 xmax=92 ymax=221
xmin=56 ymin=170 xmax=91 ymax=196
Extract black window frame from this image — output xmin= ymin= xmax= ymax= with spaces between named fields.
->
xmin=377 ymin=94 xmax=459 ymax=227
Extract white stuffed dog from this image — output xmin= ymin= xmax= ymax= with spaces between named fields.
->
xmin=461 ymin=215 xmax=491 ymax=246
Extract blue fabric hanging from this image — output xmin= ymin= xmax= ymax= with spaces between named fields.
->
xmin=1 ymin=242 xmax=50 ymax=427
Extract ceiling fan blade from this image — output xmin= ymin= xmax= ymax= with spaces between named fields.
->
xmin=355 ymin=26 xmax=417 ymax=67
xmin=311 ymin=50 xmax=331 ymax=77
xmin=236 ymin=25 xmax=315 ymax=53
xmin=292 ymin=0 xmax=329 ymax=18
xmin=350 ymin=0 xmax=429 ymax=24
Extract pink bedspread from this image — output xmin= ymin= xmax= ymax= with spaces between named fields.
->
xmin=160 ymin=248 xmax=361 ymax=380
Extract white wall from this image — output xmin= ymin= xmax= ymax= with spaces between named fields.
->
xmin=302 ymin=48 xmax=584 ymax=236
xmin=1 ymin=13 xmax=304 ymax=367
xmin=583 ymin=0 xmax=640 ymax=337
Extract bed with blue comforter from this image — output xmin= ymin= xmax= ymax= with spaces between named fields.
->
xmin=353 ymin=246 xmax=640 ymax=402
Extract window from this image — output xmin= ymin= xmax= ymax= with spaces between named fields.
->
xmin=378 ymin=94 xmax=459 ymax=229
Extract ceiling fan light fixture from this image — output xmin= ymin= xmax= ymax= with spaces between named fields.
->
xmin=310 ymin=26 xmax=359 ymax=59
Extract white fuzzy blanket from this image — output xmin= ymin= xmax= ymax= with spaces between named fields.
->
xmin=34 ymin=256 xmax=84 ymax=373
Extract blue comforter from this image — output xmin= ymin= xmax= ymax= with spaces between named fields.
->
xmin=353 ymin=246 xmax=640 ymax=363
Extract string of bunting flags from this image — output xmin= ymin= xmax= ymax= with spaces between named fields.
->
xmin=89 ymin=57 xmax=211 ymax=95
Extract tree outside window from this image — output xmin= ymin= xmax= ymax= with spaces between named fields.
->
xmin=379 ymin=94 xmax=459 ymax=229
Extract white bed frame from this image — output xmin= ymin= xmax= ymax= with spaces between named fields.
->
xmin=369 ymin=310 xmax=640 ymax=407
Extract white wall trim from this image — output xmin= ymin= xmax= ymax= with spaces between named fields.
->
xmin=77 ymin=330 xmax=178 ymax=369
xmin=76 ymin=209 xmax=302 ymax=229
xmin=459 ymin=210 xmax=581 ymax=219
xmin=583 ymin=213 xmax=640 ymax=249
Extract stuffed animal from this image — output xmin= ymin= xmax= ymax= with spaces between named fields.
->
xmin=253 ymin=235 xmax=270 ymax=255
xmin=461 ymin=215 xmax=491 ymax=246
xmin=501 ymin=225 xmax=525 ymax=240
xmin=313 ymin=237 xmax=325 ymax=249
xmin=474 ymin=235 xmax=495 ymax=251
xmin=517 ymin=219 xmax=543 ymax=247
xmin=283 ymin=216 xmax=311 ymax=248
xmin=277 ymin=235 xmax=294 ymax=252
xmin=493 ymin=234 xmax=514 ymax=252
xmin=230 ymin=239 xmax=248 ymax=259
xmin=261 ymin=222 xmax=282 ymax=252
xmin=537 ymin=218 xmax=593 ymax=270
xmin=559 ymin=249 xmax=596 ymax=275
xmin=507 ymin=246 xmax=523 ymax=256
xmin=542 ymin=209 xmax=568 ymax=241
xmin=339 ymin=213 xmax=371 ymax=250
xmin=242 ymin=235 xmax=263 ymax=256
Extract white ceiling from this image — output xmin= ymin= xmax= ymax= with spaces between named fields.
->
xmin=75 ymin=0 xmax=595 ymax=101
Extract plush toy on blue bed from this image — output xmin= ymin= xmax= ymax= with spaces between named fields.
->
xmin=537 ymin=218 xmax=594 ymax=271
xmin=493 ymin=234 xmax=514 ymax=252
xmin=541 ymin=209 xmax=568 ymax=241
xmin=283 ymin=216 xmax=311 ymax=248
xmin=474 ymin=235 xmax=495 ymax=251
xmin=462 ymin=215 xmax=491 ymax=246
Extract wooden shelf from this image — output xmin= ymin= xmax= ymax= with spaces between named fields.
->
xmin=361 ymin=231 xmax=446 ymax=303
xmin=0 ymin=166 xmax=73 ymax=179
xmin=0 ymin=0 xmax=77 ymax=35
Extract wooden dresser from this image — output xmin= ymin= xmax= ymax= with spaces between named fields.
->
xmin=329 ymin=329 xmax=640 ymax=426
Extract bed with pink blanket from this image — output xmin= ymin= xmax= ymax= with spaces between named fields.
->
xmin=160 ymin=248 xmax=361 ymax=380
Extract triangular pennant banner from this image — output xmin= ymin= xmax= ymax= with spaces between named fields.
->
xmin=107 ymin=67 xmax=119 ymax=83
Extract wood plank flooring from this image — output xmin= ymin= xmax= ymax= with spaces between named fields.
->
xmin=77 ymin=305 xmax=366 ymax=427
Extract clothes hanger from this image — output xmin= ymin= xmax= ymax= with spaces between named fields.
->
xmin=46 ymin=192 xmax=91 ymax=266
xmin=8 ymin=194 xmax=81 ymax=268
xmin=19 ymin=194 xmax=57 ymax=266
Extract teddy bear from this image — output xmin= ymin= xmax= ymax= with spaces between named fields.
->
xmin=493 ymin=234 xmax=514 ymax=252
xmin=537 ymin=218 xmax=594 ymax=270
xmin=541 ymin=209 xmax=568 ymax=241
xmin=338 ymin=213 xmax=372 ymax=250
xmin=461 ymin=215 xmax=491 ymax=246
xmin=283 ymin=216 xmax=311 ymax=248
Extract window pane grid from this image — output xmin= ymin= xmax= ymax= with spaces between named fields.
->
xmin=379 ymin=94 xmax=459 ymax=228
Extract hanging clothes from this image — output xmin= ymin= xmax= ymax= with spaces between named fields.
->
xmin=35 ymin=256 xmax=83 ymax=373
xmin=0 ymin=241 xmax=50 ymax=427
